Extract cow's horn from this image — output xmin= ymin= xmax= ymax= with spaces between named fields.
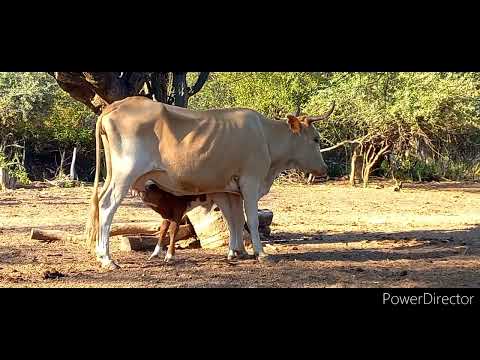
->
xmin=305 ymin=101 xmax=336 ymax=124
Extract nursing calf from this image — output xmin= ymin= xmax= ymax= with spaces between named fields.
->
xmin=139 ymin=183 xmax=208 ymax=262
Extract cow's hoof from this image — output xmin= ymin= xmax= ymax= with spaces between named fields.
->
xmin=149 ymin=245 xmax=162 ymax=260
xmin=235 ymin=250 xmax=251 ymax=260
xmin=164 ymin=253 xmax=175 ymax=264
xmin=255 ymin=253 xmax=274 ymax=263
xmin=227 ymin=249 xmax=236 ymax=261
xmin=99 ymin=258 xmax=120 ymax=270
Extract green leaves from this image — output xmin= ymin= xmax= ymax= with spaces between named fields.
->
xmin=189 ymin=72 xmax=327 ymax=117
xmin=0 ymin=72 xmax=93 ymax=149
xmin=189 ymin=72 xmax=480 ymax=180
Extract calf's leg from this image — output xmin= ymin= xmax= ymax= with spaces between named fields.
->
xmin=149 ymin=219 xmax=170 ymax=260
xmin=165 ymin=221 xmax=179 ymax=263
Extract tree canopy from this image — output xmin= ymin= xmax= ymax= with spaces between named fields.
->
xmin=1 ymin=72 xmax=479 ymax=183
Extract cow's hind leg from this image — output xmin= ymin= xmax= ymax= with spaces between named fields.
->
xmin=97 ymin=179 xmax=131 ymax=269
xmin=229 ymin=193 xmax=249 ymax=259
xmin=211 ymin=193 xmax=239 ymax=260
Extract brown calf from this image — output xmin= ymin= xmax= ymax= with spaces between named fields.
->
xmin=139 ymin=183 xmax=207 ymax=262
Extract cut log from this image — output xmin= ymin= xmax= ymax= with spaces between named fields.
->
xmin=187 ymin=206 xmax=274 ymax=249
xmin=187 ymin=204 xmax=230 ymax=249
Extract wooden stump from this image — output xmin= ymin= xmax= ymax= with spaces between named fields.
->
xmin=0 ymin=168 xmax=17 ymax=191
xmin=187 ymin=203 xmax=230 ymax=249
xmin=187 ymin=205 xmax=274 ymax=249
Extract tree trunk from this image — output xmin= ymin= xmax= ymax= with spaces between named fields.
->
xmin=362 ymin=164 xmax=372 ymax=188
xmin=48 ymin=72 xmax=210 ymax=114
xmin=349 ymin=146 xmax=363 ymax=186
xmin=58 ymin=149 xmax=66 ymax=177
xmin=150 ymin=72 xmax=169 ymax=103
xmin=172 ymin=72 xmax=189 ymax=107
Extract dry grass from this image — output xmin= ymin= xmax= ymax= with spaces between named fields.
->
xmin=1 ymin=180 xmax=480 ymax=287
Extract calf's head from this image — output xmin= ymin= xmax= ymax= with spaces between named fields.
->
xmin=285 ymin=101 xmax=335 ymax=177
xmin=139 ymin=183 xmax=167 ymax=207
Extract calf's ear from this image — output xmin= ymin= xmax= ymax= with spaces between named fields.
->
xmin=287 ymin=115 xmax=302 ymax=135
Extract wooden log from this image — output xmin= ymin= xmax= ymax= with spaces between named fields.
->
xmin=30 ymin=223 xmax=195 ymax=242
xmin=30 ymin=229 xmax=83 ymax=242
xmin=110 ymin=222 xmax=194 ymax=237
xmin=109 ymin=222 xmax=162 ymax=236
xmin=119 ymin=236 xmax=158 ymax=251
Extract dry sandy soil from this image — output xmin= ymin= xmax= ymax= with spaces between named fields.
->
xmin=1 ymin=180 xmax=479 ymax=288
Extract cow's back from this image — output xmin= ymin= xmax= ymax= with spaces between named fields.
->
xmin=103 ymin=97 xmax=271 ymax=195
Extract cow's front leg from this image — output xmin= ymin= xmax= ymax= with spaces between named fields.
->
xmin=240 ymin=178 xmax=271 ymax=262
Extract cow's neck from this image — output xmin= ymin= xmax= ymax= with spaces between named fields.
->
xmin=260 ymin=119 xmax=299 ymax=196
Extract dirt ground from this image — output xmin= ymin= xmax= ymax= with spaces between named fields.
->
xmin=1 ymin=180 xmax=479 ymax=288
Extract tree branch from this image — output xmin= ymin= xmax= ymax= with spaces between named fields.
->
xmin=371 ymin=142 xmax=391 ymax=165
xmin=320 ymin=135 xmax=368 ymax=153
xmin=188 ymin=72 xmax=209 ymax=97
xmin=49 ymin=72 xmax=103 ymax=113
xmin=81 ymin=72 xmax=131 ymax=103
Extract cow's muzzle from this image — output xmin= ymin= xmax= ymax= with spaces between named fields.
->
xmin=310 ymin=168 xmax=328 ymax=177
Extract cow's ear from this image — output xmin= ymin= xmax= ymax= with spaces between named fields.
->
xmin=287 ymin=115 xmax=302 ymax=134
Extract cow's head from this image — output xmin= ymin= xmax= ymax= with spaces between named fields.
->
xmin=285 ymin=101 xmax=335 ymax=177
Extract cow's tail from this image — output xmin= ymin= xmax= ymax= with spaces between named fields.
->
xmin=85 ymin=113 xmax=105 ymax=253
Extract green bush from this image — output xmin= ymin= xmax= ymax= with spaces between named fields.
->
xmin=0 ymin=151 xmax=30 ymax=184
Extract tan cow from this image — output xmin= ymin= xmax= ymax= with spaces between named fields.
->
xmin=86 ymin=97 xmax=334 ymax=269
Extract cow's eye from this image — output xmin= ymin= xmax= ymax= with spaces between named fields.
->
xmin=313 ymin=138 xmax=320 ymax=144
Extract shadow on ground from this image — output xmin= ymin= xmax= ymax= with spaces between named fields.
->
xmin=269 ymin=226 xmax=480 ymax=246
